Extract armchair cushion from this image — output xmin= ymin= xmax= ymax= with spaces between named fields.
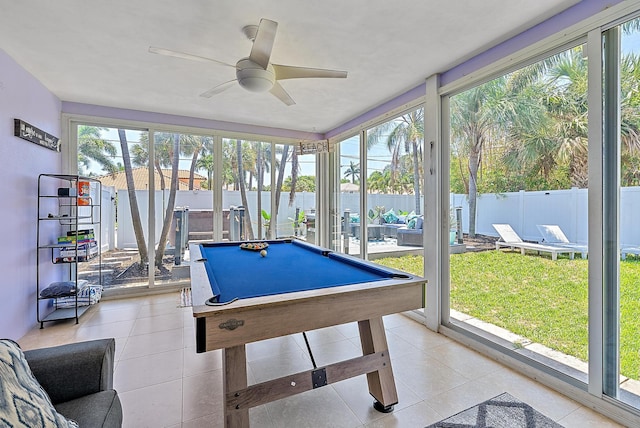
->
xmin=24 ymin=339 xmax=115 ymax=404
xmin=55 ymin=390 xmax=121 ymax=428
xmin=0 ymin=338 xmax=78 ymax=427
xmin=23 ymin=339 xmax=122 ymax=428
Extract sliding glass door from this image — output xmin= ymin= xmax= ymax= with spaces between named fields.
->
xmin=447 ymin=44 xmax=591 ymax=382
xmin=76 ymin=125 xmax=152 ymax=291
xmin=603 ymin=16 xmax=640 ymax=408
xmin=335 ymin=135 xmax=361 ymax=257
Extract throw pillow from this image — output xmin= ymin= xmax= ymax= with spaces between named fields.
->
xmin=406 ymin=211 xmax=417 ymax=228
xmin=0 ymin=339 xmax=78 ymax=428
xmin=382 ymin=209 xmax=399 ymax=224
xmin=39 ymin=281 xmax=87 ymax=299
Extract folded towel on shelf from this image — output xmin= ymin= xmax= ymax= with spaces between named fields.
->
xmin=55 ymin=284 xmax=103 ymax=308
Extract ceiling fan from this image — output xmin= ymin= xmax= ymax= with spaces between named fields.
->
xmin=149 ymin=18 xmax=348 ymax=106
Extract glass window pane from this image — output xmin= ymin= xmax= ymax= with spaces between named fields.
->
xmin=613 ymin=17 xmax=640 ymax=408
xmin=448 ymin=45 xmax=590 ymax=383
xmin=78 ymin=126 xmax=151 ymax=291
xmin=222 ymin=139 xmax=271 ymax=242
xmin=336 ymin=135 xmax=360 ymax=256
xmin=366 ymin=109 xmax=424 ymax=253
xmin=269 ymin=144 xmax=316 ymax=242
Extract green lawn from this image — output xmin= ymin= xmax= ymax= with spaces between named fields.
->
xmin=375 ymin=250 xmax=640 ymax=381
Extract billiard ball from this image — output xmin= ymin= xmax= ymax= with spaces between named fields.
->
xmin=260 ymin=250 xmax=267 ymax=257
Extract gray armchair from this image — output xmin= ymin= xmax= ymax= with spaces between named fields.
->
xmin=397 ymin=216 xmax=424 ymax=246
xmin=24 ymin=338 xmax=123 ymax=428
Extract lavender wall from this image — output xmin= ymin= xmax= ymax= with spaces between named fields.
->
xmin=0 ymin=49 xmax=62 ymax=340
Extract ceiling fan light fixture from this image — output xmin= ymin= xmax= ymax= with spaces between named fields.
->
xmin=236 ymin=58 xmax=275 ymax=92
xmin=151 ymin=18 xmax=347 ymax=105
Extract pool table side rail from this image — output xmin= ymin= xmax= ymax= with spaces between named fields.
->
xmin=194 ymin=280 xmax=424 ymax=352
xmin=189 ymin=242 xmax=426 ymax=353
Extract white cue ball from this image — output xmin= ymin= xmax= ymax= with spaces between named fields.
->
xmin=260 ymin=249 xmax=267 ymax=257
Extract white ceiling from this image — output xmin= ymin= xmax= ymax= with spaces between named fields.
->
xmin=1 ymin=0 xmax=580 ymax=134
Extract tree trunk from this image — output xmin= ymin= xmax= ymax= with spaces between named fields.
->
xmin=155 ymin=159 xmax=165 ymax=190
xmin=188 ymin=144 xmax=201 ymax=190
xmin=411 ymin=139 xmax=421 ymax=215
xmin=117 ymin=129 xmax=148 ymax=264
xmin=256 ymin=143 xmax=263 ymax=239
xmin=272 ymin=145 xmax=290 ymax=238
xmin=236 ymin=140 xmax=254 ymax=240
xmin=155 ymin=134 xmax=180 ymax=267
xmin=289 ymin=151 xmax=298 ymax=206
xmin=468 ymin=137 xmax=481 ymax=238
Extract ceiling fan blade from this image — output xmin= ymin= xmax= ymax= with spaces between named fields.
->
xmin=249 ymin=19 xmax=278 ymax=70
xmin=200 ymin=80 xmax=237 ymax=98
xmin=269 ymin=81 xmax=295 ymax=106
xmin=149 ymin=46 xmax=234 ymax=68
xmin=272 ymin=64 xmax=348 ymax=80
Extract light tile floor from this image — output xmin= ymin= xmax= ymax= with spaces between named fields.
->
xmin=18 ymin=293 xmax=625 ymax=428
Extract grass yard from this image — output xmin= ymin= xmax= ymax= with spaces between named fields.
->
xmin=375 ymin=250 xmax=640 ymax=381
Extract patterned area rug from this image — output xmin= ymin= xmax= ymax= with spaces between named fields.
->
xmin=426 ymin=392 xmax=564 ymax=428
xmin=178 ymin=287 xmax=192 ymax=307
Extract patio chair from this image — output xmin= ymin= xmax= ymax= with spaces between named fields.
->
xmin=536 ymin=224 xmax=588 ymax=259
xmin=492 ymin=224 xmax=576 ymax=261
xmin=621 ymin=246 xmax=640 ymax=260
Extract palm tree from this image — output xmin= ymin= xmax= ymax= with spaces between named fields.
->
xmin=132 ymin=132 xmax=173 ymax=190
xmin=271 ymin=144 xmax=291 ymax=239
xmin=367 ymin=109 xmax=424 ymax=214
xmin=234 ymin=140 xmax=255 ymax=240
xmin=450 ymin=78 xmax=515 ymax=237
xmin=502 ymin=48 xmax=640 ymax=190
xmin=123 ymin=131 xmax=184 ymax=266
xmin=343 ymin=161 xmax=360 ymax=184
xmin=196 ymin=153 xmax=214 ymax=189
xmin=255 ymin=141 xmax=266 ymax=239
xmin=155 ymin=133 xmax=180 ymax=267
xmin=117 ymin=129 xmax=148 ymax=265
xmin=77 ymin=125 xmax=117 ymax=176
xmin=288 ymin=150 xmax=299 ymax=206
xmin=181 ymin=135 xmax=210 ymax=190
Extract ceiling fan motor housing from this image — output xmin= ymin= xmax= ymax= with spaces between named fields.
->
xmin=236 ymin=58 xmax=275 ymax=92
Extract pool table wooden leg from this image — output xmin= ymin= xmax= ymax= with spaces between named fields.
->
xmin=223 ymin=345 xmax=249 ymax=428
xmin=358 ymin=317 xmax=398 ymax=411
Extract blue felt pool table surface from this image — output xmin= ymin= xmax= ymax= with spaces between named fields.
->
xmin=197 ymin=239 xmax=404 ymax=304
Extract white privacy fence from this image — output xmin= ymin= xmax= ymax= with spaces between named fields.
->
xmin=111 ymin=186 xmax=640 ymax=249
xmin=100 ymin=186 xmax=116 ymax=251
xmin=115 ymin=189 xmax=317 ymax=248
xmin=452 ymin=186 xmax=640 ymax=246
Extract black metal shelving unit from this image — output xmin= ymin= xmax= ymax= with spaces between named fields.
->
xmin=36 ymin=174 xmax=102 ymax=328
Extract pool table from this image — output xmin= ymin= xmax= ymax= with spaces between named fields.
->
xmin=189 ymin=239 xmax=426 ymax=428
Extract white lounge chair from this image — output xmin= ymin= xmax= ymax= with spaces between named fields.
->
xmin=621 ymin=246 xmax=640 ymax=260
xmin=492 ymin=224 xmax=576 ymax=261
xmin=536 ymin=224 xmax=588 ymax=259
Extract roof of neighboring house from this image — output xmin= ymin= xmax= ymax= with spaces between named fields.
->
xmin=96 ymin=167 xmax=206 ymax=191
